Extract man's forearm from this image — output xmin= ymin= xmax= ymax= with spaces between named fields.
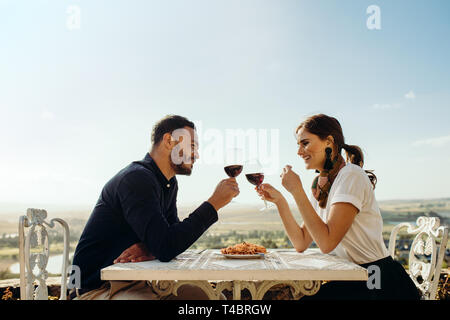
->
xmin=153 ymin=201 xmax=218 ymax=262
xmin=207 ymin=196 xmax=223 ymax=212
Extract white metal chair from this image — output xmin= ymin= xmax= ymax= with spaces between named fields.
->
xmin=388 ymin=216 xmax=448 ymax=300
xmin=19 ymin=208 xmax=70 ymax=300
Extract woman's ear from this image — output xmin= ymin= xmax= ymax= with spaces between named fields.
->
xmin=326 ymin=135 xmax=335 ymax=146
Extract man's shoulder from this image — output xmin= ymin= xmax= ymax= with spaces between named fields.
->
xmin=107 ymin=161 xmax=159 ymax=190
xmin=122 ymin=162 xmax=160 ymax=184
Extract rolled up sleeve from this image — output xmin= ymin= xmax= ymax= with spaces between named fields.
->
xmin=329 ymin=171 xmax=367 ymax=213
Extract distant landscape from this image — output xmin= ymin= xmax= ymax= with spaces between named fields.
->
xmin=1 ymin=198 xmax=449 ymax=279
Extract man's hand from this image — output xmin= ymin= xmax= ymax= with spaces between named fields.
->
xmin=207 ymin=178 xmax=240 ymax=211
xmin=113 ymin=242 xmax=155 ymax=264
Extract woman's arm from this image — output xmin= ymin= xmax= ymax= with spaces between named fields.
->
xmin=280 ymin=165 xmax=359 ymax=254
xmin=258 ymin=184 xmax=313 ymax=252
xmin=275 ymin=198 xmax=313 ymax=252
xmin=291 ymin=188 xmax=358 ymax=253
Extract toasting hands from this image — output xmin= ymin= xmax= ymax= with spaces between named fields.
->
xmin=256 ymin=183 xmax=285 ymax=204
xmin=207 ymin=178 xmax=240 ymax=211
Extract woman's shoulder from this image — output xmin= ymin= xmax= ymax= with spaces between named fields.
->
xmin=340 ymin=162 xmax=365 ymax=174
xmin=336 ymin=163 xmax=370 ymax=183
xmin=331 ymin=163 xmax=375 ymax=206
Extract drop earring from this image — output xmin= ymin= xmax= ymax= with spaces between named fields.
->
xmin=323 ymin=147 xmax=333 ymax=171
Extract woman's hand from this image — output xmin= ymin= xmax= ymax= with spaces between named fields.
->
xmin=256 ymin=183 xmax=285 ymax=204
xmin=280 ymin=165 xmax=303 ymax=194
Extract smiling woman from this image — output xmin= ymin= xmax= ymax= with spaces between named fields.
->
xmin=256 ymin=114 xmax=421 ymax=300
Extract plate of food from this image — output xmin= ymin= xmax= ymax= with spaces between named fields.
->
xmin=220 ymin=242 xmax=267 ymax=259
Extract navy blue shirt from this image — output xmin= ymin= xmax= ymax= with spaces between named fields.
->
xmin=72 ymin=153 xmax=218 ymax=291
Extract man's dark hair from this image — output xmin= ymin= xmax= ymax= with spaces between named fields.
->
xmin=151 ymin=115 xmax=195 ymax=146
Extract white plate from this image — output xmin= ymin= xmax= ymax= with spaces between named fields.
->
xmin=220 ymin=253 xmax=266 ymax=259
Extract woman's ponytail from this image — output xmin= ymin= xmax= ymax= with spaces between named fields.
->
xmin=342 ymin=144 xmax=363 ymax=166
xmin=342 ymin=143 xmax=377 ymax=189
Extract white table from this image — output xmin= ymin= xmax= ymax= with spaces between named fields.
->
xmin=101 ymin=248 xmax=368 ymax=300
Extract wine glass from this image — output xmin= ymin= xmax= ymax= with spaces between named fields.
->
xmin=224 ymin=148 xmax=244 ymax=178
xmin=244 ymin=159 xmax=273 ymax=211
xmin=223 ymin=148 xmax=244 ymax=203
xmin=224 ymin=165 xmax=243 ymax=179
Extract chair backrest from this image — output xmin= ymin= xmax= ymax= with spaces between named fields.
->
xmin=388 ymin=216 xmax=448 ymax=300
xmin=19 ymin=208 xmax=70 ymax=300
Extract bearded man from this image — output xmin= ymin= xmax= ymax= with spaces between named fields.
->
xmin=70 ymin=115 xmax=239 ymax=300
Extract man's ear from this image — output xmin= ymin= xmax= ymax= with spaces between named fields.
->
xmin=161 ymin=133 xmax=174 ymax=150
xmin=162 ymin=132 xmax=183 ymax=150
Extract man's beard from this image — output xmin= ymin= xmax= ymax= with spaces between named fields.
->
xmin=169 ymin=155 xmax=193 ymax=176
xmin=172 ymin=163 xmax=192 ymax=175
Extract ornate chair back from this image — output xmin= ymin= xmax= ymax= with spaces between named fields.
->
xmin=388 ymin=216 xmax=448 ymax=300
xmin=19 ymin=208 xmax=70 ymax=300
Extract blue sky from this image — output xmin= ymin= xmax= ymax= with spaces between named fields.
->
xmin=1 ymin=0 xmax=449 ymax=211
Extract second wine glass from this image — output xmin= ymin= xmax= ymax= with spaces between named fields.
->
xmin=244 ymin=159 xmax=272 ymax=211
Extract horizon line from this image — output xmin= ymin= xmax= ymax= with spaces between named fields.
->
xmin=0 ymin=196 xmax=449 ymax=213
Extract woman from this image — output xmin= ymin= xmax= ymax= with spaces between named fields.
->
xmin=257 ymin=114 xmax=420 ymax=300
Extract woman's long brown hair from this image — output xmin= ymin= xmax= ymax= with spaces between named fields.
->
xmin=296 ymin=114 xmax=377 ymax=189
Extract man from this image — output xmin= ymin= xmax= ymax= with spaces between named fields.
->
xmin=70 ymin=115 xmax=239 ymax=300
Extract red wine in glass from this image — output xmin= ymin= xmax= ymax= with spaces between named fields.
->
xmin=245 ymin=173 xmax=264 ymax=186
xmin=224 ymin=165 xmax=243 ymax=178
xmin=246 ymin=172 xmax=271 ymax=211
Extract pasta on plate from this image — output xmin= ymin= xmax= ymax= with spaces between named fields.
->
xmin=220 ymin=242 xmax=267 ymax=255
